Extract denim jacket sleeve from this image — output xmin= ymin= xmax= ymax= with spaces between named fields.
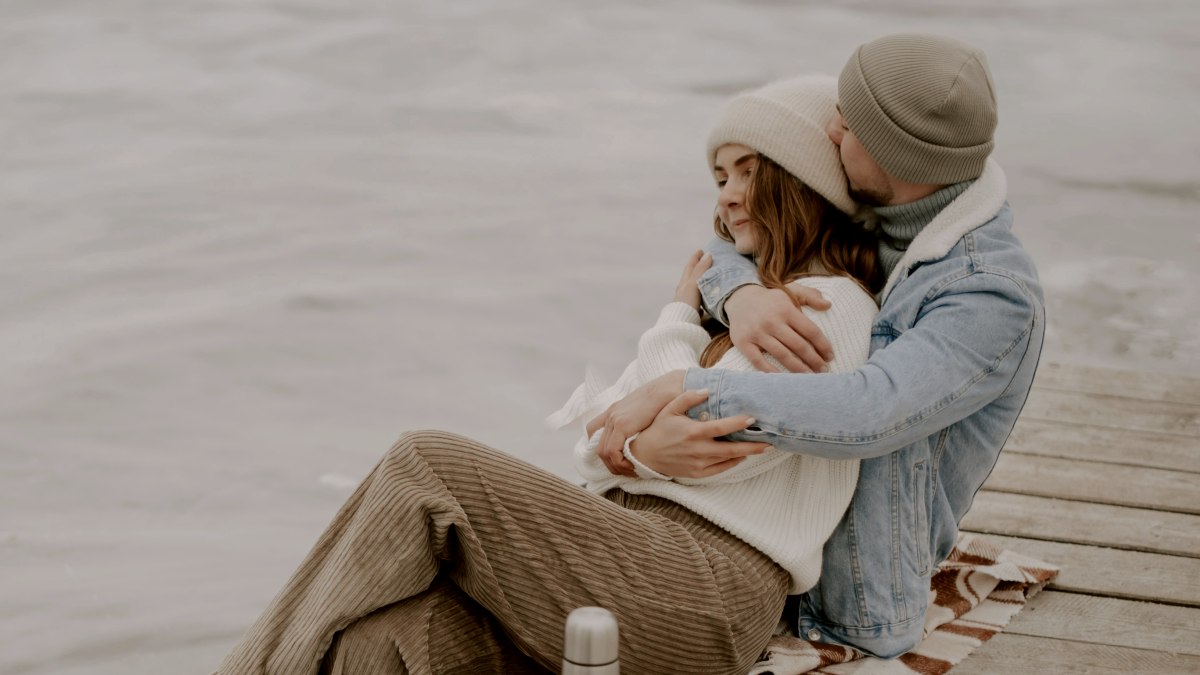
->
xmin=699 ymin=236 xmax=760 ymax=324
xmin=682 ymin=270 xmax=1040 ymax=460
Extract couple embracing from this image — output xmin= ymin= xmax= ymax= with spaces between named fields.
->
xmin=219 ymin=32 xmax=1044 ymax=675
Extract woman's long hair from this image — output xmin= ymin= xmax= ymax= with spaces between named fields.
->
xmin=698 ymin=154 xmax=883 ymax=367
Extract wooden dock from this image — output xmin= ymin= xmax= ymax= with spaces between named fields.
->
xmin=953 ymin=363 xmax=1200 ymax=673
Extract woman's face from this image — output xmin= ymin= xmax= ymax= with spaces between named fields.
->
xmin=713 ymin=143 xmax=759 ymax=255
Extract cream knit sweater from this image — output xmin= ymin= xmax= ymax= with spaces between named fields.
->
xmin=548 ymin=275 xmax=878 ymax=593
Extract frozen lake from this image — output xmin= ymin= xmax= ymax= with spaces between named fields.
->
xmin=2 ymin=1 xmax=1197 ymax=672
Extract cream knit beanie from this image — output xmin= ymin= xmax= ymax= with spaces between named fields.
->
xmin=839 ymin=33 xmax=997 ymax=184
xmin=706 ymin=75 xmax=856 ymax=215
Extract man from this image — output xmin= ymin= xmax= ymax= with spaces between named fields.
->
xmin=593 ymin=33 xmax=1044 ymax=658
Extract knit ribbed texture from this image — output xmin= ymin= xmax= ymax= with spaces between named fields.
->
xmin=838 ymin=33 xmax=997 ymax=184
xmin=218 ymin=431 xmax=788 ymax=675
xmin=875 ymin=180 xmax=973 ymax=276
xmin=706 ymin=75 xmax=857 ymax=215
xmin=550 ymin=276 xmax=878 ymax=594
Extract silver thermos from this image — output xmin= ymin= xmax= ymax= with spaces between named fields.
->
xmin=561 ymin=606 xmax=620 ymax=674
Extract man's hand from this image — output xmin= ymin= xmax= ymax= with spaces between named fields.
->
xmin=725 ymin=285 xmax=833 ymax=373
xmin=589 ymin=371 xmax=687 ymax=477
xmin=631 ymin=389 xmax=771 ymax=478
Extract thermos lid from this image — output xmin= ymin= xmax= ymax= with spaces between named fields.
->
xmin=563 ymin=606 xmax=619 ymax=666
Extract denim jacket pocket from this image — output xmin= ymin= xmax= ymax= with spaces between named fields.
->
xmin=911 ymin=460 xmax=931 ymax=576
xmin=870 ymin=323 xmax=899 ymax=353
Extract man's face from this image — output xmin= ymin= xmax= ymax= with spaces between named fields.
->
xmin=826 ymin=109 xmax=895 ymax=207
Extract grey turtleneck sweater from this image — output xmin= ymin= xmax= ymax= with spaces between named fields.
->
xmin=874 ymin=181 xmax=974 ymax=278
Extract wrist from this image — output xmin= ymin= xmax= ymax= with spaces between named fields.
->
xmin=724 ymin=283 xmax=765 ymax=320
xmin=625 ymin=435 xmax=672 ymax=480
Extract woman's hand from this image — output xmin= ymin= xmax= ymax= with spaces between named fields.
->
xmin=630 ymin=389 xmax=769 ymax=478
xmin=588 ymin=371 xmax=687 ymax=477
xmin=672 ymin=250 xmax=713 ymax=310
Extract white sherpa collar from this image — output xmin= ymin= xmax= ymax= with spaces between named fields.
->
xmin=878 ymin=159 xmax=1008 ymax=303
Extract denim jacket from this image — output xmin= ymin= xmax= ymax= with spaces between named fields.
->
xmin=689 ymin=160 xmax=1044 ymax=658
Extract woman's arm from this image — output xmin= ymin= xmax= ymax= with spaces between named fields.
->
xmin=559 ymin=252 xmax=718 ymax=480
xmin=632 ymin=303 xmax=709 ymax=383
xmin=567 ymin=302 xmax=711 ymax=484
xmin=548 ymin=252 xmax=713 ymax=433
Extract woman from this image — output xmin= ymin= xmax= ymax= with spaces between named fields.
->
xmin=218 ymin=75 xmax=881 ymax=675
xmin=549 ymin=77 xmax=883 ymax=598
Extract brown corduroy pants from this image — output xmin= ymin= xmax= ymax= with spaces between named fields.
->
xmin=218 ymin=430 xmax=790 ymax=675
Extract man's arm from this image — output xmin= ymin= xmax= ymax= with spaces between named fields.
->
xmin=701 ymin=236 xmax=834 ymax=373
xmin=683 ymin=272 xmax=1041 ymax=461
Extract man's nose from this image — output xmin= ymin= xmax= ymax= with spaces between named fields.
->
xmin=826 ymin=116 xmax=843 ymax=146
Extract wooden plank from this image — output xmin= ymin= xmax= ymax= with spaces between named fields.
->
xmin=999 ymin=591 xmax=1200 ymax=656
xmin=965 ymin=533 xmax=1200 ymax=607
xmin=984 ymin=453 xmax=1200 ymax=514
xmin=1004 ymin=417 xmax=1200 ymax=473
xmin=954 ymin=633 xmax=1200 ymax=675
xmin=1032 ymin=362 xmax=1200 ymax=405
xmin=962 ymin=491 xmax=1200 ymax=558
xmin=1021 ymin=388 xmax=1200 ymax=437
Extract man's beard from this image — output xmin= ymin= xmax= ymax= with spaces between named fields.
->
xmin=849 ymin=184 xmax=894 ymax=207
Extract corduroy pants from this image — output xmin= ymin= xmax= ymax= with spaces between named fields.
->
xmin=218 ymin=430 xmax=790 ymax=675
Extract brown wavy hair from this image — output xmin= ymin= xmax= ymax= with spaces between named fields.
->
xmin=699 ymin=153 xmax=883 ymax=367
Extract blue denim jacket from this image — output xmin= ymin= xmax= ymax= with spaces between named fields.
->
xmin=688 ymin=161 xmax=1044 ymax=658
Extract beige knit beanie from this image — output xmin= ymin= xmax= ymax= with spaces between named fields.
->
xmin=839 ymin=33 xmax=997 ymax=184
xmin=706 ymin=75 xmax=856 ymax=215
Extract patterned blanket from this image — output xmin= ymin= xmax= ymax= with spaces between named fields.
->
xmin=751 ymin=533 xmax=1060 ymax=675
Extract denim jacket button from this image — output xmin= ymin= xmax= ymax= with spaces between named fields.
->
xmin=807 ymin=628 xmax=821 ymax=641
xmin=698 ymin=412 xmax=711 ymax=422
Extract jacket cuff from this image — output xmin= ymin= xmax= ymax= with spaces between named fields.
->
xmin=698 ymin=270 xmax=761 ymax=325
xmin=683 ymin=368 xmax=723 ymax=421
